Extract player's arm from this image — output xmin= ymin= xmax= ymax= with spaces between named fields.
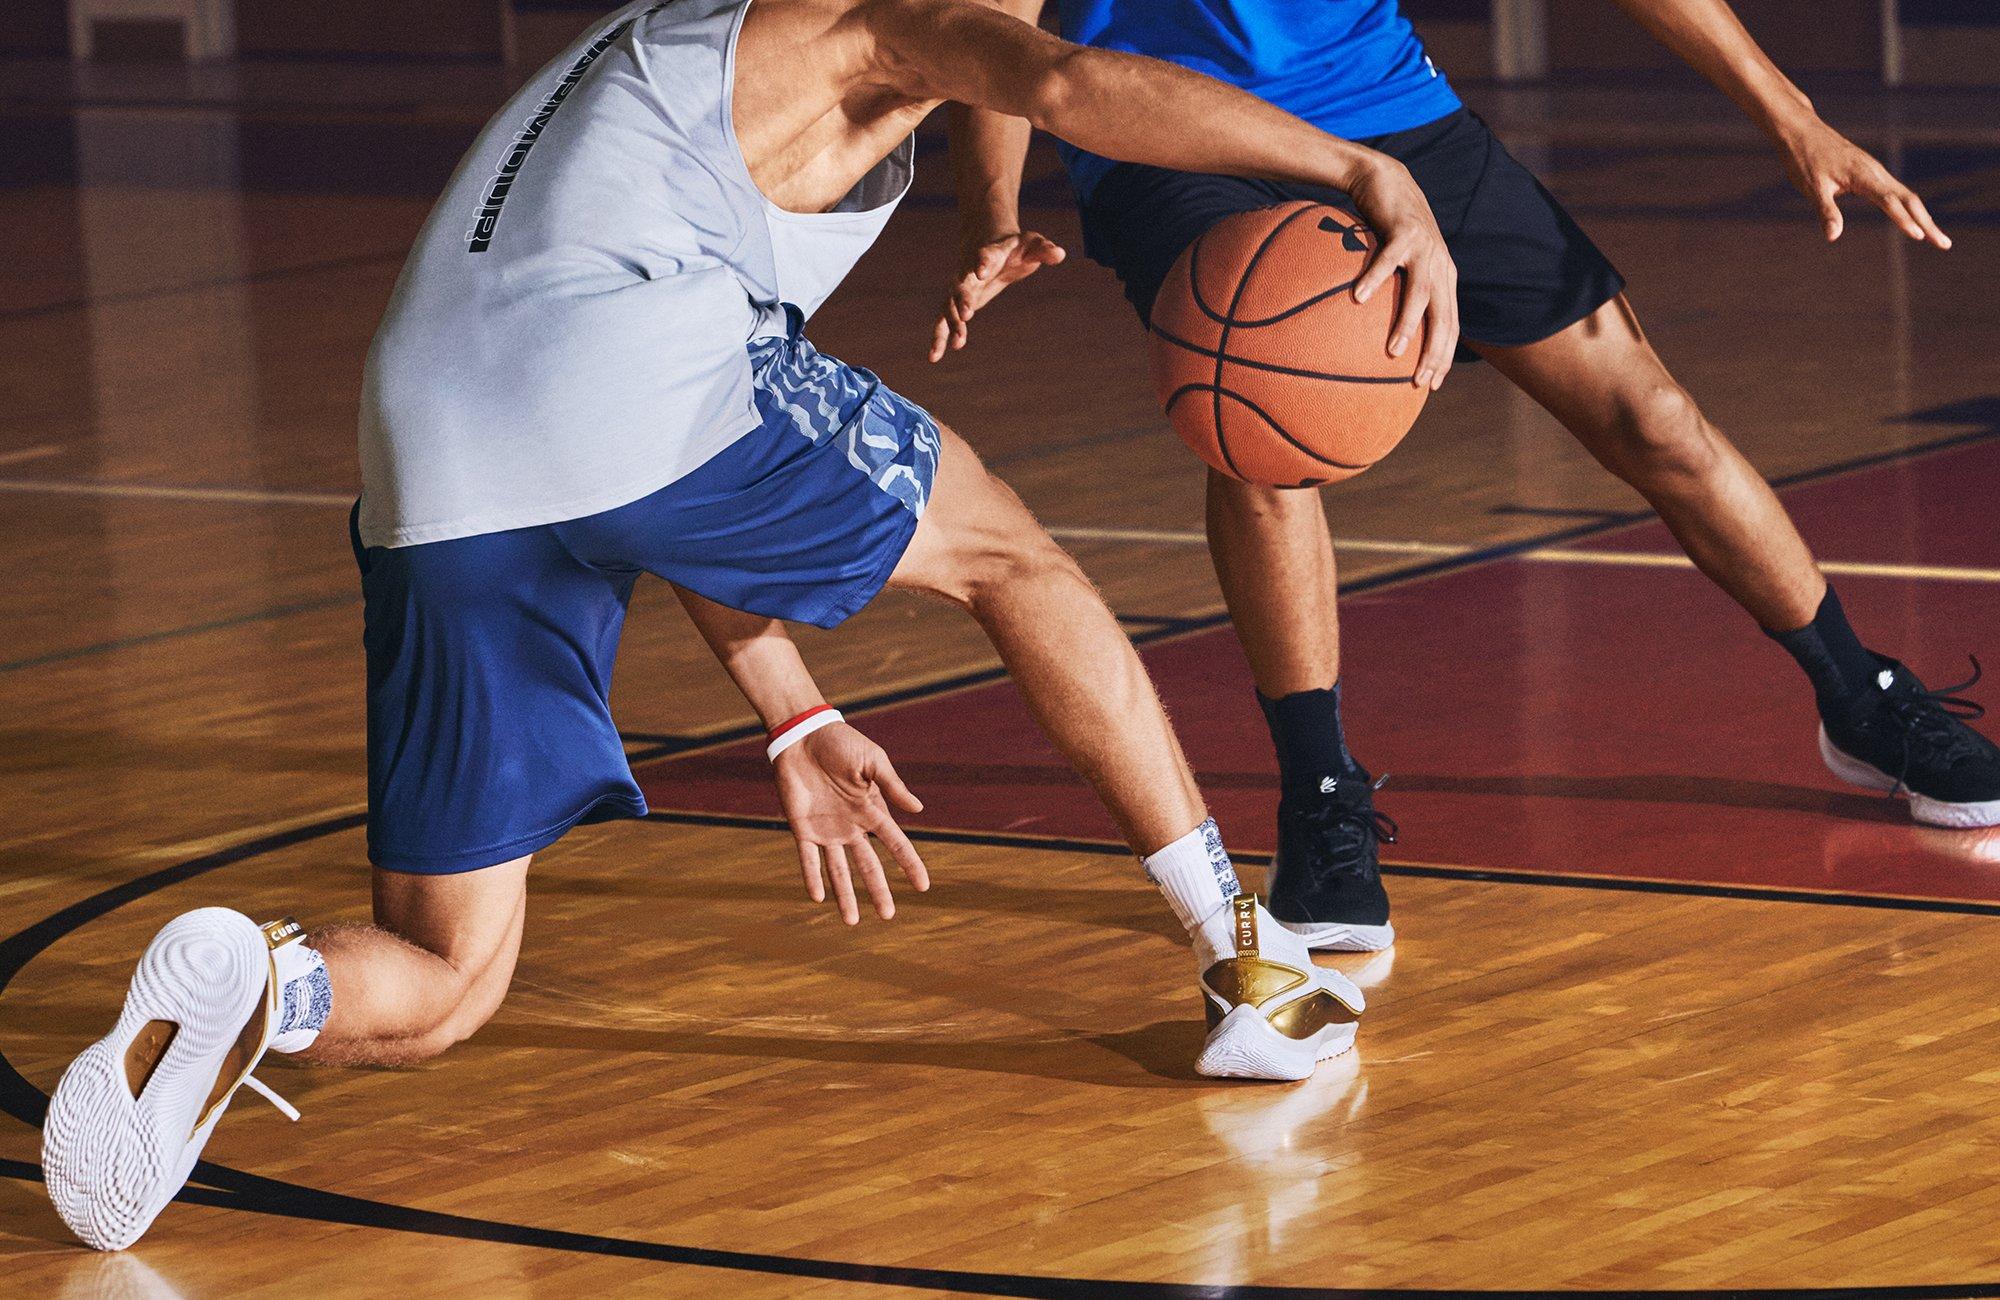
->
xmin=931 ymin=1 xmax=1064 ymax=362
xmin=673 ymin=585 xmax=928 ymax=924
xmin=1610 ymin=0 xmax=1948 ymax=247
xmin=871 ymin=0 xmax=1458 ymax=389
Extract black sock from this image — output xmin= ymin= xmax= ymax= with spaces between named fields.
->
xmin=1258 ymin=682 xmax=1364 ymax=795
xmin=1764 ymin=586 xmax=1881 ymax=705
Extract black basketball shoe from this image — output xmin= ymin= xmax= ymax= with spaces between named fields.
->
xmin=1267 ymin=768 xmax=1397 ymax=952
xmin=1818 ymin=654 xmax=2000 ymax=828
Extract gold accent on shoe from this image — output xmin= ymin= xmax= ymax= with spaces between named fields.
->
xmin=259 ymin=917 xmax=304 ymax=949
xmin=1267 ymin=991 xmax=1361 ymax=1040
xmin=1200 ymin=895 xmax=1363 ymax=1042
xmin=123 ymin=1021 xmax=179 ymax=1098
xmin=191 ymin=935 xmax=282 ymax=1137
xmin=1202 ymin=957 xmax=1309 ymax=1008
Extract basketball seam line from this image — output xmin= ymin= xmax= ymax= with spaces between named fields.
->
xmin=1189 ymin=274 xmax=1368 ymax=329
xmin=1182 ymin=205 xmax=1374 ymax=327
xmin=1169 ymin=384 xmax=1373 ymax=471
xmin=1207 ymin=202 xmax=1318 ymax=480
xmin=1194 ymin=228 xmax=1246 ymax=480
xmin=1151 ymin=321 xmax=1417 ymax=384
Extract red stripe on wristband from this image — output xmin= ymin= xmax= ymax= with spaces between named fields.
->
xmin=768 ymin=704 xmax=834 ymax=741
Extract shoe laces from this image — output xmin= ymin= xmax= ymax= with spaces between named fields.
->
xmin=240 ymin=1073 xmax=300 ymax=1122
xmin=1296 ymin=773 xmax=1399 ymax=877
xmin=1881 ymin=655 xmax=1989 ymax=787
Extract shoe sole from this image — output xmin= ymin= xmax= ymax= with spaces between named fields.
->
xmin=42 ymin=908 xmax=268 ymax=1251
xmin=1196 ymin=1003 xmax=1358 ymax=1082
xmin=1819 ymin=725 xmax=2000 ymax=829
xmin=1274 ymin=918 xmax=1395 ymax=953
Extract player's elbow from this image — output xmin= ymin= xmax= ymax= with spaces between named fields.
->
xmin=1021 ymin=47 xmax=1089 ymax=133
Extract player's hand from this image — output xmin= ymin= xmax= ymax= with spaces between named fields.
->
xmin=929 ymin=228 xmax=1066 ymax=362
xmin=772 ymin=722 xmax=928 ymax=923
xmin=1777 ymin=116 xmax=1950 ymax=249
xmin=1345 ymin=154 xmax=1459 ymax=392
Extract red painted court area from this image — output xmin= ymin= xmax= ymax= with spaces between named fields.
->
xmin=639 ymin=437 xmax=2000 ymax=904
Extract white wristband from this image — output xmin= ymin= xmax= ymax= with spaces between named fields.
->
xmin=766 ymin=708 xmax=844 ymax=762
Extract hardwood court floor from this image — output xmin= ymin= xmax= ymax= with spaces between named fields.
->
xmin=2 ymin=59 xmax=2000 ymax=1296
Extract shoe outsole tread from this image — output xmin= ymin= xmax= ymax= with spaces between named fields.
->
xmin=42 ymin=908 xmax=270 ymax=1251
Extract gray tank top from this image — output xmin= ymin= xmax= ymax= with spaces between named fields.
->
xmin=357 ymin=0 xmax=913 ymax=548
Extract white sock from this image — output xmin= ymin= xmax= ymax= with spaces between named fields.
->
xmin=266 ymin=935 xmax=332 ymax=1054
xmin=1142 ymin=818 xmax=1242 ymax=948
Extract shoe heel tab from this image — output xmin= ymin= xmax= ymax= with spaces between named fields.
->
xmin=259 ymin=917 xmax=304 ymax=950
xmin=1232 ymin=894 xmax=1259 ymax=957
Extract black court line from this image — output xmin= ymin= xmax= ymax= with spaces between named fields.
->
xmin=3 ymin=412 xmax=1998 ymax=1285
xmin=642 ymin=811 xmax=2000 ymax=919
xmin=0 ymin=594 xmax=356 ymax=675
xmin=4 ymin=813 xmax=2000 ymax=1296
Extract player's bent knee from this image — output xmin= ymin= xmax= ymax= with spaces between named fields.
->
xmin=892 ymin=430 xmax=1088 ymax=609
xmin=1607 ymin=382 xmax=1716 ymax=481
xmin=960 ymin=532 xmax=1091 ymax=614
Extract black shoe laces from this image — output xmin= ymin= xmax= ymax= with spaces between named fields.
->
xmin=1297 ymin=773 xmax=1399 ymax=877
xmin=1881 ymin=655 xmax=1989 ymax=788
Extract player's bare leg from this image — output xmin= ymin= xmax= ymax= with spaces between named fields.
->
xmin=1474 ymin=294 xmax=1823 ymax=630
xmin=887 ymin=425 xmax=1362 ymax=1077
xmin=1482 ymin=293 xmax=1998 ymax=828
xmin=888 ymin=426 xmax=1206 ymax=855
xmin=1201 ymin=470 xmax=1394 ymax=952
xmin=298 ymin=856 xmax=530 ymax=1065
xmin=1206 ymin=472 xmax=1341 ymax=698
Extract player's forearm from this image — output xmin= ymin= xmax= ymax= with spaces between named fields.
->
xmin=949 ymin=103 xmax=1032 ymax=234
xmin=876 ymin=1 xmax=1384 ymax=194
xmin=1030 ymin=47 xmax=1384 ymax=191
xmin=674 ymin=587 xmax=827 ymax=728
xmin=1611 ymin=0 xmax=1817 ymax=138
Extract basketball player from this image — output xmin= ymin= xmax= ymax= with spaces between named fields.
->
xmin=936 ymin=0 xmax=1998 ymax=953
xmin=39 ymin=0 xmax=1480 ymax=1250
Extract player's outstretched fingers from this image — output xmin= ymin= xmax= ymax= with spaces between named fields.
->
xmin=1817 ymin=179 xmax=1845 ymax=242
xmin=1893 ymin=192 xmax=1951 ymax=249
xmin=824 ymin=843 xmax=861 ymax=925
xmin=851 ymin=838 xmax=896 ymax=921
xmin=799 ymin=840 xmax=826 ymax=904
xmin=871 ymin=812 xmax=929 ymax=894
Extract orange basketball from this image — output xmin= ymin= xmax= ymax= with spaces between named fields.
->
xmin=1148 ymin=201 xmax=1428 ymax=487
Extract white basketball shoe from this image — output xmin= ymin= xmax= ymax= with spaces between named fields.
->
xmin=42 ymin=908 xmax=303 ymax=1250
xmin=1195 ymin=894 xmax=1364 ymax=1081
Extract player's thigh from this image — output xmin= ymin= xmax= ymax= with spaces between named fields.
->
xmin=1474 ymin=294 xmax=1693 ymax=441
xmin=887 ymin=425 xmax=1070 ymax=604
xmin=372 ymin=854 xmax=530 ymax=997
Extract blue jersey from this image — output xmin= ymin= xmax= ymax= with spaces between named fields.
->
xmin=1056 ymin=0 xmax=1461 ymax=200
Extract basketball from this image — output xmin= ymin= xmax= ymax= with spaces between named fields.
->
xmin=1148 ymin=201 xmax=1429 ymax=487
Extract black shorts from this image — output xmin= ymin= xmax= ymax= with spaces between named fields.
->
xmin=1078 ymin=108 xmax=1624 ymax=359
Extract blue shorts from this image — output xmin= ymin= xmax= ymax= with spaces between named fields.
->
xmin=354 ymin=323 xmax=942 ymax=874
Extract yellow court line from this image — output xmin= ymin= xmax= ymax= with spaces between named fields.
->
xmin=0 ymin=479 xmax=1989 ymax=584
xmin=0 ymin=478 xmax=351 ymax=507
xmin=1524 ymin=548 xmax=2000 ymax=585
xmin=1050 ymin=526 xmax=1468 ymax=557
xmin=0 ymin=444 xmax=64 ymax=468
xmin=1048 ymin=526 xmax=2000 ymax=586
